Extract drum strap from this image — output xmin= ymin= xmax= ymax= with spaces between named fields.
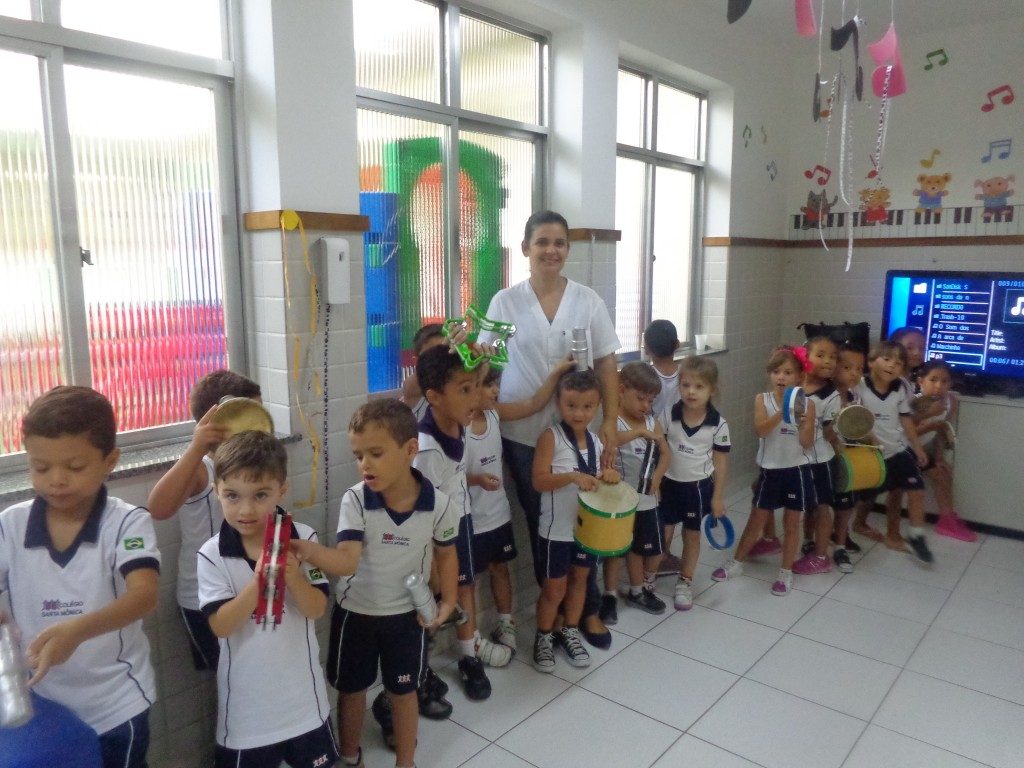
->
xmin=636 ymin=439 xmax=657 ymax=495
xmin=560 ymin=421 xmax=596 ymax=476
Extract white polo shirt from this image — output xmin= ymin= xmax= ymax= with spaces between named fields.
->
xmin=539 ymin=425 xmax=603 ymax=542
xmin=196 ymin=517 xmax=330 ymax=750
xmin=615 ymin=415 xmax=659 ymax=512
xmin=466 ymin=410 xmax=512 ymax=534
xmin=757 ymin=392 xmax=814 ymax=469
xmin=651 ymin=363 xmax=681 ymax=431
xmin=415 ymin=408 xmax=468 ymax=518
xmin=0 ymin=489 xmax=159 ymax=735
xmin=664 ymin=403 xmax=731 ymax=482
xmin=479 ymin=279 xmax=620 ymax=446
xmin=335 ymin=469 xmax=459 ymax=616
xmin=176 ymin=455 xmax=222 ymax=610
xmin=854 ymin=377 xmax=913 ymax=457
xmin=807 ymin=382 xmax=842 ymax=464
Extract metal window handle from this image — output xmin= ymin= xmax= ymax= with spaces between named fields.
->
xmin=80 ymin=247 xmax=93 ymax=265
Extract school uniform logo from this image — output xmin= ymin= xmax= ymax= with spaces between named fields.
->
xmin=381 ymin=532 xmax=411 ymax=547
xmin=480 ymin=455 xmax=498 ymax=467
xmin=41 ymin=598 xmax=85 ymax=618
xmin=123 ymin=537 xmax=145 ymax=550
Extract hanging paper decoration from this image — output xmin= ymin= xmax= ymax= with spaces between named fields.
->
xmin=727 ymin=0 xmax=753 ymax=24
xmin=795 ymin=0 xmax=816 ymax=36
xmin=830 ymin=17 xmax=864 ymax=101
xmin=867 ymin=23 xmax=907 ymax=98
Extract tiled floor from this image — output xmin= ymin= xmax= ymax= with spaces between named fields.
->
xmin=356 ymin=495 xmax=1024 ymax=768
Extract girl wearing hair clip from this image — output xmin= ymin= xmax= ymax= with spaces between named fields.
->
xmin=713 ymin=345 xmax=817 ymax=596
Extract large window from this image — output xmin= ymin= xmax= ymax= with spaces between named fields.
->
xmin=354 ymin=0 xmax=545 ymax=391
xmin=0 ymin=5 xmax=238 ymax=457
xmin=615 ymin=66 xmax=706 ymax=354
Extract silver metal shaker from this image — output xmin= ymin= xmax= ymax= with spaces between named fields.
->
xmin=570 ymin=327 xmax=589 ymax=371
xmin=0 ymin=621 xmax=34 ymax=729
xmin=404 ymin=573 xmax=438 ymax=625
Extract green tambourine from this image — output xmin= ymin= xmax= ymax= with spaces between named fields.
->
xmin=443 ymin=304 xmax=516 ymax=371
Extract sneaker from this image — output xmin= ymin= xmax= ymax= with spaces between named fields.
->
xmin=580 ymin=614 xmax=612 ymax=650
xmin=458 ymin=655 xmax=491 ymax=700
xmin=800 ymin=539 xmax=815 ymax=556
xmin=417 ymin=667 xmax=453 ymax=720
xmin=673 ymin=578 xmax=694 ymax=611
xmin=533 ymin=631 xmax=556 ymax=673
xmin=657 ymin=552 xmax=682 ymax=577
xmin=555 ymin=627 xmax=592 ymax=668
xmin=490 ymin=617 xmax=517 ymax=652
xmin=371 ymin=691 xmax=395 ymax=750
xmin=624 ymin=588 xmax=667 ymax=615
xmin=748 ymin=537 xmax=782 ymax=557
xmin=935 ymin=513 xmax=977 ymax=542
xmin=771 ymin=569 xmax=793 ymax=596
xmin=907 ymin=534 xmax=934 ymax=564
xmin=792 ymin=553 xmax=833 ymax=575
xmin=831 ymin=532 xmax=862 ymax=553
xmin=711 ymin=558 xmax=743 ymax=581
xmin=475 ymin=635 xmax=512 ymax=667
xmin=833 ymin=547 xmax=853 ymax=573
xmin=599 ymin=594 xmax=618 ymax=625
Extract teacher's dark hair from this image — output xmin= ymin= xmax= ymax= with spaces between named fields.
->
xmin=523 ymin=210 xmax=569 ymax=243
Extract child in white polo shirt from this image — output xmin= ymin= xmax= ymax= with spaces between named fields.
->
xmin=0 ymin=386 xmax=160 ymax=768
xmin=197 ymin=430 xmax=336 ymax=768
xmin=148 ymin=369 xmax=261 ymax=672
xmin=292 ymin=398 xmax=460 ymax=768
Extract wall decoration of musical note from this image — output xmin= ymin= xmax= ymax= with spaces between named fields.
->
xmin=981 ymin=84 xmax=1015 ymax=112
xmin=742 ymin=124 xmax=753 ymax=148
xmin=919 ymin=149 xmax=941 ymax=169
xmin=761 ymin=125 xmax=768 ymax=145
xmin=982 ymin=139 xmax=1012 ymax=163
xmin=767 ymin=161 xmax=778 ymax=181
xmin=803 ymin=164 xmax=832 ymax=186
xmin=923 ymin=49 xmax=949 ymax=71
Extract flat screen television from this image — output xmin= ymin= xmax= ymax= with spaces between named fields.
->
xmin=881 ymin=269 xmax=1024 ymax=395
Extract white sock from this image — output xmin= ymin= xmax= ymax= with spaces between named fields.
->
xmin=604 ymin=589 xmax=617 ymax=597
xmin=678 ymin=575 xmax=692 ymax=585
xmin=459 ymin=637 xmax=476 ymax=657
xmin=629 ymin=585 xmax=643 ymax=596
xmin=341 ymin=752 xmax=361 ymax=766
xmin=498 ymin=612 xmax=513 ymax=623
xmin=643 ymin=570 xmax=656 ymax=588
xmin=909 ymin=525 xmax=925 ymax=538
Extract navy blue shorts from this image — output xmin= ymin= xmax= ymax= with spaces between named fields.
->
xmin=327 ymin=606 xmax=425 ymax=695
xmin=214 ymin=719 xmax=339 ymax=768
xmin=472 ymin=521 xmax=517 ymax=571
xmin=659 ymin=476 xmax=713 ymax=531
xmin=454 ymin=512 xmax=476 ymax=586
xmin=180 ymin=605 xmax=220 ymax=671
xmin=752 ymin=466 xmax=817 ymax=513
xmin=537 ymin=537 xmax=596 ymax=580
xmin=809 ymin=461 xmax=835 ymax=509
xmin=99 ymin=708 xmax=150 ymax=768
xmin=883 ymin=448 xmax=925 ymax=492
xmin=630 ymin=507 xmax=664 ymax=556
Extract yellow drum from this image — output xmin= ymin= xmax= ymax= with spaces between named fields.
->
xmin=575 ymin=482 xmax=639 ymax=557
xmin=212 ymin=396 xmax=274 ymax=438
xmin=834 ymin=445 xmax=886 ymax=492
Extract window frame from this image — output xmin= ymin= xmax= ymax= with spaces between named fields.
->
xmin=0 ymin=7 xmax=243 ymax=469
xmin=616 ymin=62 xmax=707 ymax=358
xmin=353 ymin=0 xmax=549 ymax=322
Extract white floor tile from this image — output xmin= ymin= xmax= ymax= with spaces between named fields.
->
xmin=954 ymin=562 xmax=1024 ymax=609
xmin=458 ymin=744 xmax=539 ymax=768
xmin=790 ymin=597 xmax=929 ymax=666
xmin=497 ymin=687 xmax=680 ymax=768
xmin=435 ymin=654 xmax=570 ymax=741
xmin=695 ymin=575 xmax=820 ymax=631
xmin=691 ymin=679 xmax=864 ymax=768
xmin=843 ymin=725 xmax=988 ymax=768
xmin=855 ymin=541 xmax=971 ymax=590
xmin=934 ymin=593 xmax=1024 ymax=652
xmin=355 ymin=709 xmax=488 ymax=768
xmin=907 ymin=627 xmax=1024 ymax=706
xmin=642 ymin=605 xmax=783 ymax=674
xmin=874 ymin=671 xmax=1024 ymax=768
xmin=747 ymin=634 xmax=900 ymax=720
xmin=579 ymin=640 xmax=737 ymax=730
xmin=825 ymin=569 xmax=950 ymax=624
xmin=973 ymin=535 xmax=1024 ymax=574
xmin=652 ymin=735 xmax=763 ymax=768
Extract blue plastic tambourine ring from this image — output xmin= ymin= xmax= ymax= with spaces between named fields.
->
xmin=703 ymin=514 xmax=735 ymax=550
xmin=781 ymin=386 xmax=806 ymax=424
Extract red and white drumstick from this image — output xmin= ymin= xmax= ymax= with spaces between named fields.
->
xmin=254 ymin=509 xmax=292 ymax=629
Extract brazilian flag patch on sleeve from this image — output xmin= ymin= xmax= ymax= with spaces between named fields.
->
xmin=308 ymin=568 xmax=325 ymax=581
xmin=123 ymin=537 xmax=145 ymax=550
